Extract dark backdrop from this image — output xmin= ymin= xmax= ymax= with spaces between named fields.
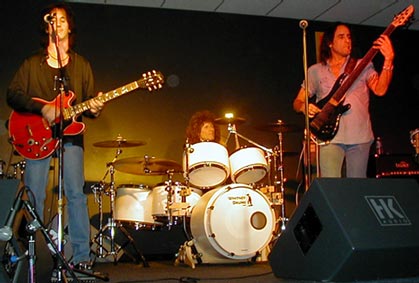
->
xmin=1 ymin=1 xmax=418 ymax=217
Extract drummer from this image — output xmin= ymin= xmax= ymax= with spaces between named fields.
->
xmin=185 ymin=110 xmax=221 ymax=144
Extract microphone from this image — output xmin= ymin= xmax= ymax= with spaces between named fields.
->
xmin=299 ymin=20 xmax=308 ymax=29
xmin=0 ymin=189 xmax=24 ymax=242
xmin=44 ymin=13 xmax=56 ymax=24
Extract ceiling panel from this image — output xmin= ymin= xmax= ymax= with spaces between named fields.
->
xmin=67 ymin=0 xmax=418 ymax=30
xmin=215 ymin=0 xmax=282 ymax=16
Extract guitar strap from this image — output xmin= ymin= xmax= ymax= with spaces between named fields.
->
xmin=337 ymin=57 xmax=357 ymax=103
xmin=344 ymin=56 xmax=357 ymax=76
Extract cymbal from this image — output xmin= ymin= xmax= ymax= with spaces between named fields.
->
xmin=113 ymin=157 xmax=182 ymax=175
xmin=214 ymin=116 xmax=246 ymax=125
xmin=93 ymin=139 xmax=146 ymax=148
xmin=256 ymin=121 xmax=302 ymax=133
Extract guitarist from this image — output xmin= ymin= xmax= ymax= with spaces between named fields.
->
xmin=6 ymin=3 xmax=103 ymax=272
xmin=293 ymin=22 xmax=394 ymax=178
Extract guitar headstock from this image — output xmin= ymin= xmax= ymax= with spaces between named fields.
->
xmin=392 ymin=5 xmax=415 ymax=28
xmin=140 ymin=70 xmax=164 ymax=91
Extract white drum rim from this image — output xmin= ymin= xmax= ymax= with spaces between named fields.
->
xmin=185 ymin=142 xmax=230 ymax=188
xmin=229 ymin=147 xmax=268 ymax=184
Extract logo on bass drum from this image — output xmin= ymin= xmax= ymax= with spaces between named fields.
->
xmin=228 ymin=194 xmax=253 ymax=206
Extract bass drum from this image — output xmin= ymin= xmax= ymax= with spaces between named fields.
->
xmin=190 ymin=183 xmax=275 ymax=262
xmin=114 ymin=184 xmax=160 ymax=229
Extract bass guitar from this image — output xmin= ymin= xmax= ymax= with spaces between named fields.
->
xmin=8 ymin=70 xmax=164 ymax=160
xmin=310 ymin=5 xmax=414 ymax=142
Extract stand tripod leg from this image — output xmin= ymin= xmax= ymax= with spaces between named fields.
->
xmin=117 ymin=223 xmax=149 ymax=267
xmin=91 ymin=219 xmax=148 ymax=267
xmin=23 ymin=200 xmax=80 ymax=283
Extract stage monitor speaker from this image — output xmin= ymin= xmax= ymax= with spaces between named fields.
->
xmin=269 ymin=178 xmax=419 ymax=282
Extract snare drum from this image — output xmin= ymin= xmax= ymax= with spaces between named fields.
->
xmin=151 ymin=182 xmax=202 ymax=218
xmin=184 ymin=142 xmax=230 ymax=188
xmin=190 ymin=183 xmax=275 ymax=263
xmin=114 ymin=184 xmax=159 ymax=229
xmin=229 ymin=147 xmax=268 ymax=184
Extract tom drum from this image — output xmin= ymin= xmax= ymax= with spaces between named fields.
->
xmin=229 ymin=147 xmax=268 ymax=184
xmin=184 ymin=142 xmax=230 ymax=188
xmin=114 ymin=184 xmax=158 ymax=229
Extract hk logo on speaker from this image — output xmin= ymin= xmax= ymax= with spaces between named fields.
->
xmin=365 ymin=196 xmax=411 ymax=226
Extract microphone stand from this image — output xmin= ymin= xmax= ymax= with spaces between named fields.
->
xmin=48 ymin=18 xmax=71 ymax=282
xmin=300 ymin=20 xmax=312 ymax=191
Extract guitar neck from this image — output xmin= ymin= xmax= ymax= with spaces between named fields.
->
xmin=331 ymin=24 xmax=397 ymax=103
xmin=63 ymin=79 xmax=142 ymax=120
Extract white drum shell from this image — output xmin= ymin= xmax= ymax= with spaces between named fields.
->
xmin=229 ymin=147 xmax=268 ymax=184
xmin=151 ymin=183 xmax=202 ymax=217
xmin=184 ymin=142 xmax=230 ymax=188
xmin=190 ymin=183 xmax=275 ymax=261
xmin=114 ymin=185 xmax=155 ymax=225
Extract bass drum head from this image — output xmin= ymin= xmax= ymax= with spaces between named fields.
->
xmin=190 ymin=183 xmax=275 ymax=260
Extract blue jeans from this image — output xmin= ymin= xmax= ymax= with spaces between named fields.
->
xmin=25 ymin=143 xmax=90 ymax=264
xmin=319 ymin=141 xmax=373 ymax=178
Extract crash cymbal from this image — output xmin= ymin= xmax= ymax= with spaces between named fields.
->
xmin=256 ymin=120 xmax=302 ymax=133
xmin=214 ymin=116 xmax=246 ymax=125
xmin=93 ymin=139 xmax=146 ymax=148
xmin=113 ymin=157 xmax=182 ymax=175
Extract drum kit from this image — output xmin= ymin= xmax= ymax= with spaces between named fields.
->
xmin=90 ymin=118 xmax=301 ymax=267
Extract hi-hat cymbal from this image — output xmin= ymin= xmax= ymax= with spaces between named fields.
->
xmin=93 ymin=139 xmax=146 ymax=148
xmin=113 ymin=157 xmax=182 ymax=175
xmin=256 ymin=120 xmax=302 ymax=133
xmin=214 ymin=117 xmax=246 ymax=125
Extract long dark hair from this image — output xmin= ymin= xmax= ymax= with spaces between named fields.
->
xmin=319 ymin=22 xmax=354 ymax=64
xmin=185 ymin=110 xmax=220 ymax=144
xmin=39 ymin=3 xmax=76 ymax=49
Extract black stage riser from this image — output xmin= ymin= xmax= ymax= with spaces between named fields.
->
xmin=269 ymin=178 xmax=419 ymax=282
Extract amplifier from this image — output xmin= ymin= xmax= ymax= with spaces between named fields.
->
xmin=368 ymin=154 xmax=419 ymax=178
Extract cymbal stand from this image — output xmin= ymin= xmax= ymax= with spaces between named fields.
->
xmin=175 ymin=140 xmax=202 ymax=267
xmin=274 ymin=128 xmax=288 ymax=232
xmin=91 ymin=147 xmax=120 ymax=262
xmin=164 ymin=171 xmax=175 ymax=228
xmin=92 ymin=149 xmax=147 ymax=266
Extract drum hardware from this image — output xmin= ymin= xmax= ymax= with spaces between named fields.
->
xmin=6 ymin=160 xmax=26 ymax=179
xmin=228 ymin=124 xmax=291 ymax=231
xmin=175 ymin=240 xmax=200 ymax=269
xmin=91 ymin=146 xmax=147 ymax=266
xmin=175 ymin=140 xmax=203 ymax=267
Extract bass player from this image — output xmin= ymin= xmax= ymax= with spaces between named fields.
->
xmin=293 ymin=22 xmax=394 ymax=178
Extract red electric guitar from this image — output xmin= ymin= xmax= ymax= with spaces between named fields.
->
xmin=8 ymin=70 xmax=164 ymax=160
